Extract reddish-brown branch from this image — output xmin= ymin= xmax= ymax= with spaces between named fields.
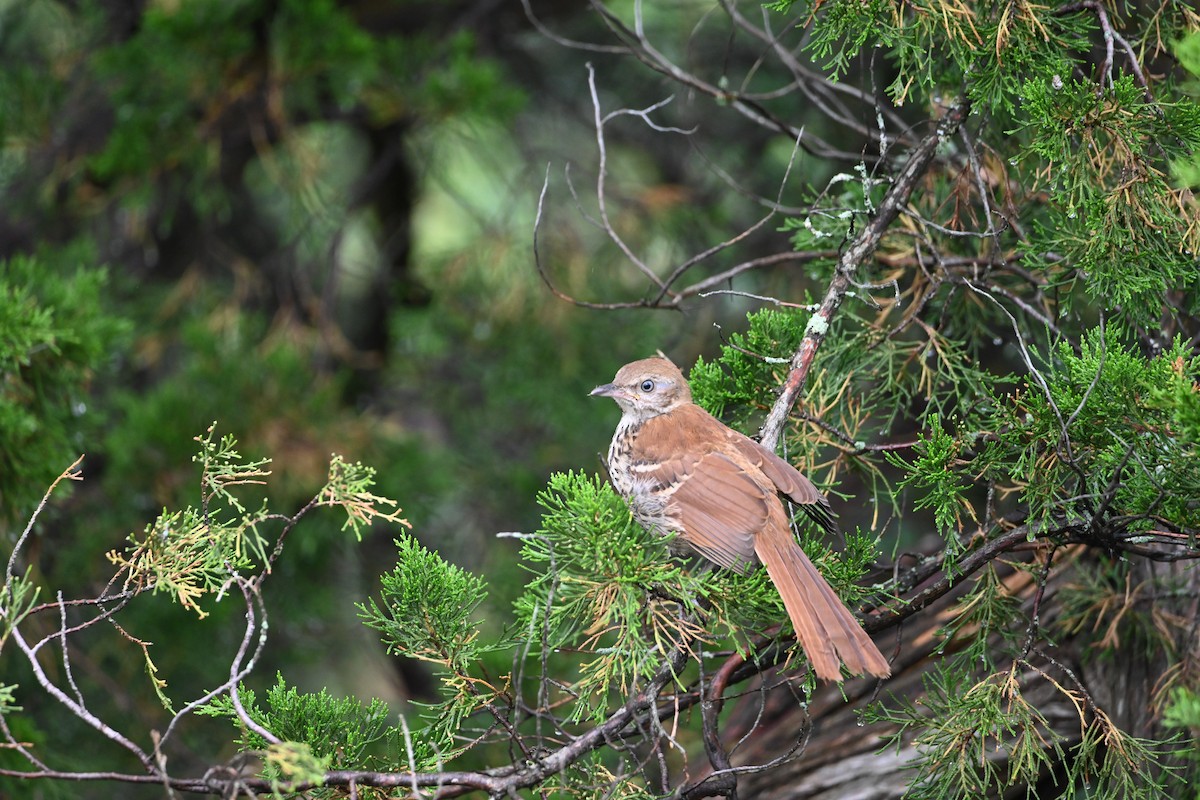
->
xmin=759 ymin=101 xmax=971 ymax=452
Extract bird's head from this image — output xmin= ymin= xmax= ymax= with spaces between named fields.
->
xmin=590 ymin=357 xmax=693 ymax=422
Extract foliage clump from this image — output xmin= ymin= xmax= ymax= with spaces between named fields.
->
xmin=199 ymin=673 xmax=390 ymax=770
xmin=870 ymin=663 xmax=1180 ymax=799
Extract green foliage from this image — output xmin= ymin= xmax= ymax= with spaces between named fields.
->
xmin=422 ymin=30 xmax=527 ymax=119
xmin=872 ymin=665 xmax=1059 ymax=797
xmin=357 ymin=534 xmax=498 ymax=764
xmin=102 ymin=307 xmax=355 ymax=513
xmin=1 ymin=421 xmax=417 ymax=793
xmin=8 ymin=0 xmax=523 ymax=227
xmin=795 ymin=0 xmax=893 ymax=82
xmin=108 ymin=424 xmax=406 ymax=628
xmin=768 ymin=0 xmax=1200 ymax=330
xmin=1015 ymin=77 xmax=1200 ymax=321
xmin=1017 ymin=76 xmax=1200 ymax=201
xmin=691 ymin=307 xmax=1000 ymax=533
xmin=1164 ymin=687 xmax=1200 ymax=733
xmin=1178 ymin=31 xmax=1200 ymax=97
xmin=384 ymin=270 xmax=675 ymax=557
xmin=773 ymin=0 xmax=1090 ymax=109
xmin=778 ymin=164 xmax=888 ymax=254
xmin=261 ymin=741 xmax=331 ymax=795
xmin=795 ymin=525 xmax=887 ymax=606
xmin=106 ymin=427 xmax=272 ymax=617
xmin=538 ymin=751 xmax=661 ymax=800
xmin=870 ymin=663 xmax=1180 ymax=799
xmin=359 ymin=534 xmax=488 ymax=672
xmin=980 ymin=327 xmax=1200 ymax=534
xmin=0 ymin=683 xmax=18 ymax=716
xmin=352 ymin=466 xmax=853 ymax=768
xmin=87 ymin=0 xmax=502 ymax=176
xmin=1174 ymin=32 xmax=1200 ymax=187
xmin=1067 ymin=704 xmax=1183 ymax=799
xmin=887 ymin=414 xmax=973 ymax=544
xmin=1 ymin=0 xmax=1197 ymax=792
xmin=0 ymin=567 xmax=40 ymax=653
xmin=0 ymin=252 xmax=127 ymax=521
xmin=1164 ymin=686 xmax=1200 ymax=793
xmin=109 ymin=505 xmax=261 ymax=617
xmin=199 ymin=673 xmax=389 ymax=769
xmin=320 ymin=456 xmax=408 ymax=540
xmin=271 ymin=0 xmax=385 ymax=116
xmin=194 ymin=425 xmax=274 ymax=515
xmin=935 ymin=563 xmax=1026 ymax=669
xmin=1054 ymin=559 xmax=1189 ymax=664
xmin=89 ymin=1 xmax=255 ymax=186
xmin=693 ymin=308 xmax=1000 ymax=440
xmin=514 ymin=471 xmax=707 ymax=716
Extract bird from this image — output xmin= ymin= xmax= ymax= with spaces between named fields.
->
xmin=590 ymin=356 xmax=890 ymax=681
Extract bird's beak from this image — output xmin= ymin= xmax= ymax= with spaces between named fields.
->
xmin=590 ymin=383 xmax=620 ymax=398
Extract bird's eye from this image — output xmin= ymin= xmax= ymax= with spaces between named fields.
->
xmin=639 ymin=379 xmax=655 ymax=392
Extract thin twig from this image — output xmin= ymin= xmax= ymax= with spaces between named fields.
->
xmin=5 ymin=456 xmax=84 ymax=591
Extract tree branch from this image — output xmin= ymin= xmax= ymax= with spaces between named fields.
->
xmin=759 ymin=101 xmax=971 ymax=451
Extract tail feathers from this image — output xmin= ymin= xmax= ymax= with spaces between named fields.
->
xmin=755 ymin=522 xmax=891 ymax=681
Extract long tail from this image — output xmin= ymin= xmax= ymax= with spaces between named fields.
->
xmin=754 ymin=517 xmax=891 ymax=681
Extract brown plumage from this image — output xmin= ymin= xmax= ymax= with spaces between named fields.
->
xmin=591 ymin=357 xmax=890 ymax=681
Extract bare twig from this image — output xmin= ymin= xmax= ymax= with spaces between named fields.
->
xmin=586 ymin=62 xmax=669 ymax=292
xmin=719 ymin=0 xmax=916 ymax=150
xmin=8 ymin=621 xmax=155 ymax=771
xmin=5 ymin=456 xmax=83 ymax=591
xmin=160 ymin=577 xmax=272 ymax=745
xmin=225 ymin=580 xmax=280 ymax=746
xmin=519 ymin=0 xmax=630 ymax=55
xmin=587 ymin=0 xmax=873 ymax=163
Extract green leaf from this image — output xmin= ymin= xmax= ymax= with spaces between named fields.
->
xmin=358 ymin=533 xmax=488 ymax=672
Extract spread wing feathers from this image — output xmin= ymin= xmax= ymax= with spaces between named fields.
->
xmin=754 ymin=512 xmax=891 ymax=680
xmin=657 ymin=451 xmax=765 ymax=572
xmin=726 ymin=430 xmax=838 ymax=534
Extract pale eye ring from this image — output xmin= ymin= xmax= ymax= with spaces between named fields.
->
xmin=639 ymin=379 xmax=655 ymax=392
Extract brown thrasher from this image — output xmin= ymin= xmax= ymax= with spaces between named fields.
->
xmin=591 ymin=357 xmax=890 ymax=681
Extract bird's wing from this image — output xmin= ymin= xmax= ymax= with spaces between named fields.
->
xmin=638 ymin=447 xmax=768 ymax=572
xmin=726 ymin=430 xmax=838 ymax=533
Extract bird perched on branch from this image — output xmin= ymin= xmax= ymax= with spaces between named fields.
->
xmin=591 ymin=357 xmax=890 ymax=681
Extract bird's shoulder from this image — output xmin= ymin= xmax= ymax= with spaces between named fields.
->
xmin=633 ymin=403 xmax=733 ymax=462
